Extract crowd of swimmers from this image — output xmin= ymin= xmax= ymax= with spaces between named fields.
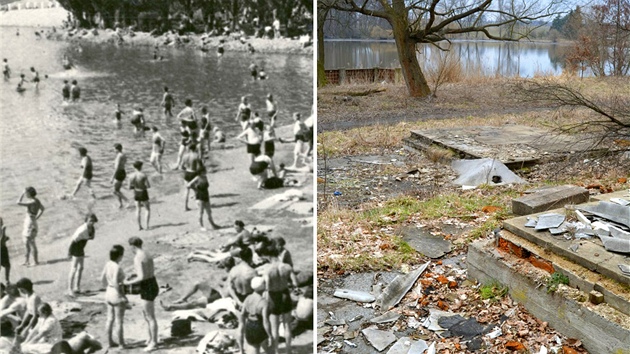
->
xmin=1 ymin=42 xmax=314 ymax=354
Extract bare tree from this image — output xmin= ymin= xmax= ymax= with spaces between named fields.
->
xmin=514 ymin=79 xmax=630 ymax=151
xmin=325 ymin=0 xmax=562 ymax=97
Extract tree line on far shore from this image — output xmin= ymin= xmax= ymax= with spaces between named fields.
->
xmin=58 ymin=0 xmax=313 ymax=37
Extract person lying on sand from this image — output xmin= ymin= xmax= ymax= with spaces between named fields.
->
xmin=159 ymin=281 xmax=223 ymax=311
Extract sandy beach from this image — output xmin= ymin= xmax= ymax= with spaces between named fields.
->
xmin=4 ymin=127 xmax=314 ymax=354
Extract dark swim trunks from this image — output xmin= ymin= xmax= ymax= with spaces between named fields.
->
xmin=249 ymin=160 xmax=269 ymax=175
xmin=114 ymin=169 xmax=126 ymax=182
xmin=195 ymin=181 xmax=210 ymax=202
xmin=184 ymin=171 xmax=197 ymax=182
xmin=246 ymin=143 xmax=261 ymax=156
xmin=245 ymin=318 xmax=267 ymax=345
xmin=68 ymin=239 xmax=88 ymax=257
xmin=267 ymin=289 xmax=292 ymax=315
xmin=1 ymin=243 xmax=9 ymax=268
xmin=262 ymin=177 xmax=283 ymax=189
xmin=134 ymin=190 xmax=149 ymax=202
xmin=264 ymin=141 xmax=275 ymax=158
xmin=294 ymin=133 xmax=307 ymax=142
xmin=139 ymin=277 xmax=159 ymax=301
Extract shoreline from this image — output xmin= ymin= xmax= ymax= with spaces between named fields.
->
xmin=6 ymin=125 xmax=314 ymax=353
xmin=0 ymin=8 xmax=313 ymax=56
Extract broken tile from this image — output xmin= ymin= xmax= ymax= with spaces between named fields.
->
xmin=333 ymin=289 xmax=376 ymax=303
xmin=362 ymin=326 xmax=397 ymax=352
xmin=370 ymin=311 xmax=401 ymax=324
xmin=376 ymin=262 xmax=429 ymax=310
xmin=579 ymin=201 xmax=630 ymax=228
xmin=535 ymin=213 xmax=565 ymax=230
xmin=402 ymin=228 xmax=451 ymax=258
xmin=597 ymin=235 xmax=630 ymax=254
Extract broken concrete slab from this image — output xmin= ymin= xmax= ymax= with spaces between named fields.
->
xmin=361 ymin=326 xmax=397 ymax=352
xmin=401 ymin=227 xmax=451 ymax=258
xmin=437 ymin=314 xmax=466 ymax=329
xmin=512 ymin=185 xmax=589 ymax=216
xmin=598 ymin=235 xmax=630 ymax=254
xmin=579 ymin=201 xmax=630 ymax=228
xmin=534 ymin=213 xmax=565 ymax=231
xmin=386 ymin=337 xmax=428 ymax=354
xmin=442 ymin=317 xmax=487 ymax=340
xmin=333 ymin=289 xmax=376 ymax=303
xmin=370 ymin=311 xmax=400 ymax=324
xmin=376 ymin=262 xmax=430 ymax=310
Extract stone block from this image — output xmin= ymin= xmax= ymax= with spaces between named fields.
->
xmin=512 ymin=185 xmax=589 ymax=216
xmin=589 ymin=290 xmax=604 ymax=305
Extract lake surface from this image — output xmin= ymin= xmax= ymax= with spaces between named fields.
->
xmin=324 ymin=40 xmax=571 ymax=77
xmin=0 ymin=26 xmax=312 ymax=247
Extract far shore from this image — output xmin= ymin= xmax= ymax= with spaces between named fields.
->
xmin=0 ymin=7 xmax=314 ymax=55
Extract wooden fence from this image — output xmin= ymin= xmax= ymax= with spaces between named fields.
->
xmin=323 ymin=67 xmax=401 ymax=85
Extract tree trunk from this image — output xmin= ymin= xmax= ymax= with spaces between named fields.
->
xmin=391 ymin=21 xmax=431 ymax=97
xmin=317 ymin=17 xmax=325 ymax=64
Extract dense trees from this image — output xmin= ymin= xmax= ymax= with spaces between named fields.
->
xmin=58 ymin=0 xmax=312 ymax=35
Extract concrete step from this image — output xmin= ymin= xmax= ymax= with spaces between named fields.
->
xmin=503 ymin=207 xmax=629 ymax=286
xmin=468 ymin=237 xmax=630 ymax=353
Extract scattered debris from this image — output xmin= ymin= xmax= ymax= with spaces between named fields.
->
xmin=534 ymin=213 xmax=565 ymax=231
xmin=333 ymin=289 xmax=376 ymax=303
xmin=401 ymin=227 xmax=452 ymax=258
xmin=361 ymin=326 xmax=397 ymax=352
xmin=376 ymin=262 xmax=430 ymax=310
xmin=451 ymin=158 xmax=526 ymax=187
xmin=370 ymin=311 xmax=400 ymax=324
xmin=578 ymin=201 xmax=630 ymax=228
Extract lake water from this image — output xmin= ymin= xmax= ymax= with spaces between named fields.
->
xmin=324 ymin=40 xmax=571 ymax=77
xmin=0 ymin=25 xmax=312 ymax=249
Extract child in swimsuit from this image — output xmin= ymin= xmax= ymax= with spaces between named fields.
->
xmin=128 ymin=161 xmax=151 ymax=231
xmin=17 ymin=187 xmax=45 ymax=266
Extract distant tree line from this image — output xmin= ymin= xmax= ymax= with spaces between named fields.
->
xmin=58 ymin=0 xmax=313 ymax=36
xmin=553 ymin=0 xmax=630 ymax=76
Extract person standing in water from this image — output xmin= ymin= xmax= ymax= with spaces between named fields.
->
xmin=110 ymin=143 xmax=129 ymax=209
xmin=17 ymin=187 xmax=45 ymax=267
xmin=70 ymin=147 xmax=95 ymax=198
xmin=150 ymin=126 xmax=165 ymax=174
xmin=3 ymin=59 xmax=10 ymax=79
xmin=30 ymin=67 xmax=40 ymax=89
xmin=70 ymin=80 xmax=81 ymax=102
xmin=62 ymin=80 xmax=71 ymax=101
xmin=114 ymin=103 xmax=124 ymax=127
xmin=161 ymin=86 xmax=175 ymax=118
xmin=187 ymin=167 xmax=219 ymax=231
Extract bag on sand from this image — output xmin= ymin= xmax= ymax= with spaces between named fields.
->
xmin=171 ymin=319 xmax=192 ymax=337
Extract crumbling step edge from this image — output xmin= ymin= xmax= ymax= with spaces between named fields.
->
xmin=468 ymin=239 xmax=630 ymax=354
xmin=499 ymin=230 xmax=630 ymax=317
xmin=402 ymin=135 xmax=539 ymax=170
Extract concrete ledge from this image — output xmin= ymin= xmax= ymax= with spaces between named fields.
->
xmin=503 ymin=208 xmax=629 ymax=285
xmin=468 ymin=239 xmax=630 ymax=354
xmin=512 ymin=185 xmax=589 ymax=216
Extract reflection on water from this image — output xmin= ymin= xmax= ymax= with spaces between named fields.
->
xmin=324 ymin=40 xmax=571 ymax=77
xmin=0 ymin=26 xmax=312 ymax=244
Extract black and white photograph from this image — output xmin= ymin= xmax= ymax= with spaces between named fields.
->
xmin=0 ymin=0 xmax=314 ymax=353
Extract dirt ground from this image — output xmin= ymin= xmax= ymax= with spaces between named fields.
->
xmin=316 ymin=79 xmax=630 ymax=353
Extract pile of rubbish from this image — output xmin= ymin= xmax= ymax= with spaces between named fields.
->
xmin=524 ymin=198 xmax=630 ymax=276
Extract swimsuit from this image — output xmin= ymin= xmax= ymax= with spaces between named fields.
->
xmin=264 ymin=141 xmax=275 ymax=157
xmin=68 ymin=239 xmax=88 ymax=257
xmin=114 ymin=169 xmax=126 ymax=182
xmin=267 ymin=289 xmax=292 ymax=315
xmin=83 ymin=160 xmax=93 ymax=179
xmin=134 ymin=189 xmax=149 ymax=202
xmin=62 ymin=85 xmax=70 ymax=99
xmin=246 ymin=143 xmax=261 ymax=156
xmin=23 ymin=214 xmax=38 ymax=238
xmin=249 ymin=160 xmax=268 ymax=175
xmin=138 ymin=277 xmax=159 ymax=301
xmin=195 ymin=180 xmax=210 ymax=202
xmin=184 ymin=171 xmax=197 ymax=182
xmin=1 ymin=231 xmax=9 ymax=268
xmin=262 ymin=176 xmax=283 ymax=189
